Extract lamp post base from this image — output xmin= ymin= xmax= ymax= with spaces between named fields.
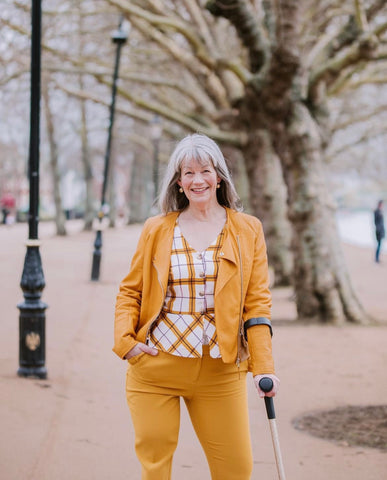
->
xmin=18 ymin=245 xmax=48 ymax=379
xmin=91 ymin=229 xmax=102 ymax=281
xmin=17 ymin=365 xmax=47 ymax=379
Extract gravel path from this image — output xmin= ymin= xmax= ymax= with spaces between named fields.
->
xmin=1 ymin=220 xmax=386 ymax=479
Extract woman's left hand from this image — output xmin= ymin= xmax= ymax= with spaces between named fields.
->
xmin=253 ymin=374 xmax=280 ymax=398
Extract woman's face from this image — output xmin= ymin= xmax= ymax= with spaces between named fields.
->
xmin=178 ymin=157 xmax=220 ymax=208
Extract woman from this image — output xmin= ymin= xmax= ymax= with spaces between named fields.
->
xmin=114 ymin=134 xmax=279 ymax=480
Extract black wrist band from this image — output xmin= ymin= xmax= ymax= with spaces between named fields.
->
xmin=244 ymin=317 xmax=273 ymax=340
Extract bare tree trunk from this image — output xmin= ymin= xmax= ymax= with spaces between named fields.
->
xmin=229 ymin=0 xmax=368 ymax=323
xmin=79 ymin=81 xmax=94 ymax=231
xmin=42 ymin=79 xmax=66 ymax=236
xmin=128 ymin=153 xmax=151 ymax=223
xmin=221 ymin=146 xmax=251 ymax=213
xmin=108 ymin=153 xmax=116 ymax=228
xmin=75 ymin=2 xmax=94 ymax=231
xmin=243 ymin=130 xmax=293 ymax=286
xmin=128 ymin=154 xmax=142 ymax=224
xmin=274 ymin=103 xmax=368 ymax=324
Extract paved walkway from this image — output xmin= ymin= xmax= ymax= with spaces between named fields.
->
xmin=0 ymin=220 xmax=386 ymax=479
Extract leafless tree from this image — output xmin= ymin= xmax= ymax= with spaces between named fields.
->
xmin=2 ymin=0 xmax=387 ymax=323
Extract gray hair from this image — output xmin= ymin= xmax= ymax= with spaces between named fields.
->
xmin=158 ymin=134 xmax=242 ymax=214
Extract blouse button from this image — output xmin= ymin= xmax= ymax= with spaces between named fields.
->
xmin=197 ymin=253 xmax=203 ymax=260
xmin=199 ymin=291 xmax=205 ymax=297
xmin=199 ymin=272 xmax=205 ymax=278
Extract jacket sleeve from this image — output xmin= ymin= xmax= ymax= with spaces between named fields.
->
xmin=247 ymin=326 xmax=275 ymax=375
xmin=243 ymin=219 xmax=272 ymax=320
xmin=113 ymin=221 xmax=150 ymax=359
xmin=243 ymin=219 xmax=274 ymax=375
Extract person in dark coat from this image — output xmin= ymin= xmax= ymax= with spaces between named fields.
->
xmin=1 ymin=191 xmax=16 ymax=225
xmin=374 ymin=200 xmax=385 ymax=263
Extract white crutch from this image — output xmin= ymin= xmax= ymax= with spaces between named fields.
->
xmin=259 ymin=377 xmax=286 ymax=480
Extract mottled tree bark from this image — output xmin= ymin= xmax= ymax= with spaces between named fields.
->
xmin=223 ymin=0 xmax=369 ymax=323
xmin=79 ymin=86 xmax=95 ymax=231
xmin=274 ymin=103 xmax=367 ymax=323
xmin=67 ymin=0 xmax=381 ymax=323
xmin=242 ymin=130 xmax=293 ymax=286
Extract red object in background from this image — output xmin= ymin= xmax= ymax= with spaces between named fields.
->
xmin=1 ymin=193 xmax=16 ymax=209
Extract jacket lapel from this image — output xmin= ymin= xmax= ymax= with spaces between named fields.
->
xmin=151 ymin=210 xmax=240 ymax=296
xmin=216 ymin=225 xmax=239 ymax=295
xmin=152 ymin=213 xmax=177 ymax=294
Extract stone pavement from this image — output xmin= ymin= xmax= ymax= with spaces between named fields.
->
xmin=1 ymin=220 xmax=386 ymax=480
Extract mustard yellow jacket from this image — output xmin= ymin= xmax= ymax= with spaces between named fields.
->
xmin=113 ymin=208 xmax=274 ymax=375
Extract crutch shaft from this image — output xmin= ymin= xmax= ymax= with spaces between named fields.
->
xmin=269 ymin=418 xmax=286 ymax=480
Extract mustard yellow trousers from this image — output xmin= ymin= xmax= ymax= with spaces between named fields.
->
xmin=126 ymin=346 xmax=252 ymax=480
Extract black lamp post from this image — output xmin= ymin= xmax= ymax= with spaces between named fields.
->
xmin=150 ymin=115 xmax=162 ymax=202
xmin=17 ymin=0 xmax=47 ymax=379
xmin=91 ymin=17 xmax=128 ymax=282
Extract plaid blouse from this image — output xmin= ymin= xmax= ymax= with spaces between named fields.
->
xmin=148 ymin=224 xmax=224 ymax=358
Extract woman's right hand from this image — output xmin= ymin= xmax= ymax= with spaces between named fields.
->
xmin=124 ymin=342 xmax=159 ymax=360
xmin=253 ymin=374 xmax=280 ymax=398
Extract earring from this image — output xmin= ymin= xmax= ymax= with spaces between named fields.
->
xmin=216 ymin=183 xmax=220 ymax=189
xmin=179 ymin=187 xmax=183 ymax=193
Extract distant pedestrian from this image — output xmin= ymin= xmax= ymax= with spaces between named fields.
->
xmin=1 ymin=191 xmax=16 ymax=225
xmin=374 ymin=200 xmax=385 ymax=263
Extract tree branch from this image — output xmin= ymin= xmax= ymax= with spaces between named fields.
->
xmin=2 ymin=11 xmax=230 ymax=112
xmin=129 ymin=15 xmax=229 ymax=108
xmin=309 ymin=30 xmax=379 ymax=100
xmin=44 ymin=64 xmax=213 ymax=113
xmin=307 ymin=0 xmax=385 ymax=79
xmin=367 ymin=0 xmax=387 ymax=20
xmin=326 ymin=62 xmax=366 ymax=96
xmin=205 ymin=0 xmax=301 ymax=111
xmin=354 ymin=0 xmax=369 ymax=32
xmin=216 ymin=58 xmax=252 ymax=85
xmin=0 ymin=68 xmax=29 ymax=86
xmin=181 ymin=0 xmax=219 ymax=56
xmin=327 ymin=127 xmax=387 ymax=161
xmin=335 ymin=104 xmax=387 ymax=130
xmin=374 ymin=20 xmax=387 ymax=38
xmin=57 ymin=81 xmax=247 ymax=147
xmin=106 ymin=0 xmax=216 ymax=69
xmin=263 ymin=0 xmax=301 ymax=82
xmin=348 ymin=75 xmax=387 ymax=89
xmin=304 ymin=23 xmax=345 ymax=70
xmin=206 ymin=0 xmax=269 ymax=73
xmin=328 ymin=64 xmax=387 ymax=95
xmin=250 ymin=0 xmax=301 ymax=111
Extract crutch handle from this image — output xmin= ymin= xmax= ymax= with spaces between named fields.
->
xmin=259 ymin=377 xmax=276 ymax=419
xmin=258 ymin=377 xmax=273 ymax=393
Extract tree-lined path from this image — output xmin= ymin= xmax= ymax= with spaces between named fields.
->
xmin=1 ymin=221 xmax=386 ymax=479
xmin=2 ymin=1 xmax=387 ymax=324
